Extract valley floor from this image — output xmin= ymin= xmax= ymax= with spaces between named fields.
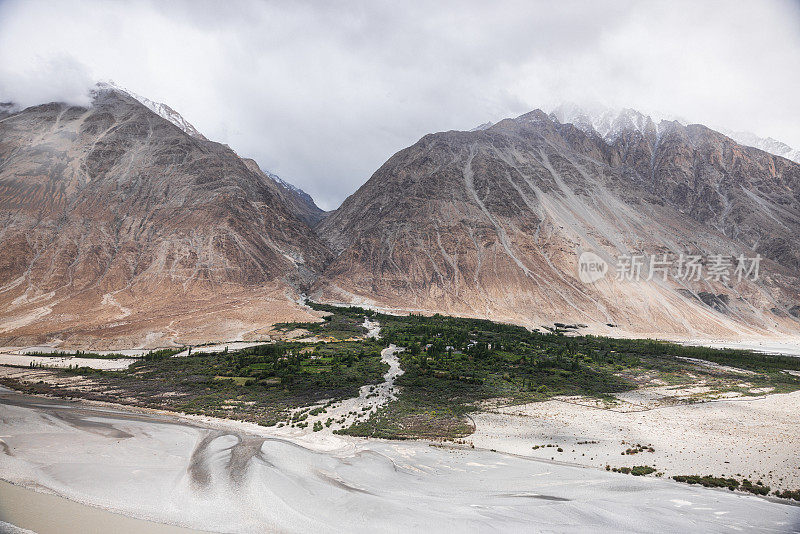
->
xmin=6 ymin=363 xmax=795 ymax=494
xmin=470 ymin=389 xmax=800 ymax=491
xmin=3 ymin=305 xmax=800 ymax=531
xmin=1 ymin=386 xmax=799 ymax=534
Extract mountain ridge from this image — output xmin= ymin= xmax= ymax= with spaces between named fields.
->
xmin=314 ymin=108 xmax=800 ymax=338
xmin=1 ymin=90 xmax=799 ymax=346
xmin=97 ymin=82 xmax=327 ymax=222
xmin=549 ymin=103 xmax=800 ymax=165
xmin=0 ymin=88 xmax=330 ymax=347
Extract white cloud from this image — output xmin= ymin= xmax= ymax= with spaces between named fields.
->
xmin=0 ymin=53 xmax=93 ymax=108
xmin=0 ymin=0 xmax=798 ymax=210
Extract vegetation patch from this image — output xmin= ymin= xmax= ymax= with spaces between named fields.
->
xmin=774 ymin=489 xmax=800 ymax=501
xmin=623 ymin=443 xmax=655 ymax=455
xmin=672 ymin=475 xmax=771 ymax=495
xmin=24 ymin=348 xmax=182 ymax=360
xmin=611 ymin=465 xmax=656 ymax=476
xmin=10 ymin=339 xmax=386 ymax=427
xmin=274 ymin=303 xmax=371 ymax=340
xmin=340 ymin=396 xmax=474 ymax=440
xmin=4 ymin=302 xmax=800 ymax=439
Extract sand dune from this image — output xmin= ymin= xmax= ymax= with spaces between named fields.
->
xmin=1 ymin=387 xmax=798 ymax=533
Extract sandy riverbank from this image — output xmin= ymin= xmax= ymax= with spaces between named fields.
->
xmin=2 ymin=387 xmax=798 ymax=533
xmin=0 ymin=353 xmax=137 ymax=370
xmin=470 ymin=389 xmax=800 ymax=491
xmin=677 ymin=339 xmax=800 ymax=357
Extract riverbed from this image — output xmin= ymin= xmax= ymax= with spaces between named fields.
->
xmin=1 ymin=387 xmax=798 ymax=533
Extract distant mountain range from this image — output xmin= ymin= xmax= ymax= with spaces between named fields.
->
xmin=256 ymin=166 xmax=327 ymax=227
xmin=721 ymin=130 xmax=800 ymax=165
xmin=549 ymin=102 xmax=800 ymax=164
xmin=0 ymin=90 xmax=798 ymax=347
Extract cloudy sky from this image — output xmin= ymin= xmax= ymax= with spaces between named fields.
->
xmin=1 ymin=0 xmax=799 ymax=209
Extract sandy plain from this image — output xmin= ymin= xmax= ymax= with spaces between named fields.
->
xmin=1 ymin=386 xmax=799 ymax=533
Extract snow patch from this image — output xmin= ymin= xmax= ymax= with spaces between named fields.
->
xmin=96 ymin=81 xmax=206 ymax=140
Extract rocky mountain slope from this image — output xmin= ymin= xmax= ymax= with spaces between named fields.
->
xmin=314 ymin=109 xmax=800 ymax=338
xmin=0 ymin=87 xmax=330 ymax=347
xmin=551 ymin=103 xmax=800 ymax=165
xmin=100 ymin=82 xmax=326 ymax=225
xmin=3 ymin=87 xmax=799 ymax=345
xmin=241 ymin=159 xmax=327 ymax=227
xmin=723 ymin=130 xmax=800 ymax=165
xmin=268 ymin=170 xmax=328 ymax=227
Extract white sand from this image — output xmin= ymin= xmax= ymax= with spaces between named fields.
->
xmin=470 ymin=390 xmax=800 ymax=491
xmin=362 ymin=316 xmax=381 ymax=338
xmin=0 ymin=353 xmax=136 ymax=370
xmin=0 ymin=519 xmax=35 ymax=534
xmin=2 ymin=387 xmax=798 ymax=533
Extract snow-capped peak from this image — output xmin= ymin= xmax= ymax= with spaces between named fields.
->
xmin=550 ymin=103 xmax=800 ymax=164
xmin=722 ymin=130 xmax=800 ymax=164
xmin=549 ymin=103 xmax=678 ymax=142
xmin=96 ymin=81 xmax=207 ymax=140
xmin=263 ymin=169 xmax=304 ymax=195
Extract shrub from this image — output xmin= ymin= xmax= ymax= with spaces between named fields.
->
xmin=631 ymin=466 xmax=656 ymax=476
xmin=673 ymin=475 xmax=740 ymax=490
xmin=774 ymin=489 xmax=800 ymax=501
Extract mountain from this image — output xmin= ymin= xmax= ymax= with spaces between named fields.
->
xmin=552 ymin=103 xmax=800 ymax=165
xmin=314 ymin=108 xmax=800 ymax=339
xmin=100 ymin=82 xmax=327 ymax=225
xmin=241 ymin=160 xmax=327 ymax=227
xmin=0 ymin=86 xmax=331 ymax=348
xmin=722 ymin=130 xmax=800 ymax=165
xmin=3 ymin=87 xmax=799 ymax=345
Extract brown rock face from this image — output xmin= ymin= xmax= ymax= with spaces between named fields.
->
xmin=3 ymin=93 xmax=799 ymax=346
xmin=314 ymin=110 xmax=800 ymax=338
xmin=241 ymin=158 xmax=327 ymax=228
xmin=0 ymin=89 xmax=330 ymax=347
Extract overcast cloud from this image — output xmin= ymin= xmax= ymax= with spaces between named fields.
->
xmin=1 ymin=0 xmax=798 ymax=210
